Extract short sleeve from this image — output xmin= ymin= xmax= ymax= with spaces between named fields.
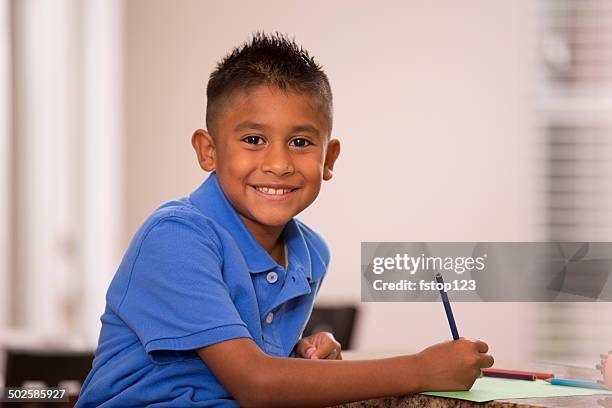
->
xmin=116 ymin=216 xmax=252 ymax=363
xmin=314 ymin=274 xmax=326 ymax=297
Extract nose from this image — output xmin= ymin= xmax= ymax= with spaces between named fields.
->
xmin=261 ymin=143 xmax=294 ymax=176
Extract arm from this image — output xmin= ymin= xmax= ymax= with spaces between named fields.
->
xmin=197 ymin=337 xmax=494 ymax=408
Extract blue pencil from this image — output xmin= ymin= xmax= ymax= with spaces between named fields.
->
xmin=435 ymin=273 xmax=460 ymax=340
xmin=546 ymin=378 xmax=609 ymax=390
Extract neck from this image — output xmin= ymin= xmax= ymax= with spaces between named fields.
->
xmin=239 ymin=215 xmax=286 ymax=265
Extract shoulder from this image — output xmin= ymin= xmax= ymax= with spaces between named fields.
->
xmin=293 ymin=219 xmax=331 ymax=267
xmin=116 ymin=198 xmax=226 ymax=276
xmin=108 ymin=198 xmax=227 ymax=310
xmin=135 ymin=198 xmax=223 ymax=251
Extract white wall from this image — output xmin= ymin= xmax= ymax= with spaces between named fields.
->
xmin=123 ymin=0 xmax=538 ymax=366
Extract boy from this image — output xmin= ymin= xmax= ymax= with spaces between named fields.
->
xmin=77 ymin=32 xmax=493 ymax=407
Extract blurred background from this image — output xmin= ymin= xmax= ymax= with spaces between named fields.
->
xmin=1 ymin=0 xmax=612 ymax=393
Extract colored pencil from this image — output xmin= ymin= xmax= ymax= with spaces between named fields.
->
xmin=482 ymin=370 xmax=536 ymax=381
xmin=435 ymin=273 xmax=459 ymax=340
xmin=482 ymin=368 xmax=554 ymax=380
xmin=546 ymin=378 xmax=609 ymax=390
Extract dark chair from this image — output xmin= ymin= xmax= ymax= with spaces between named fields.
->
xmin=4 ymin=348 xmax=94 ymax=388
xmin=303 ymin=305 xmax=359 ymax=350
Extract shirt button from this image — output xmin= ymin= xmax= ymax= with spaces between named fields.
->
xmin=265 ymin=312 xmax=274 ymax=324
xmin=266 ymin=271 xmax=278 ymax=284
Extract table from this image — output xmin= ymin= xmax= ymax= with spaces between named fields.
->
xmin=331 ymin=351 xmax=610 ymax=408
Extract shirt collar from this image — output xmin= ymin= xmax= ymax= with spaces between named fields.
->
xmin=284 ymin=217 xmax=312 ymax=282
xmin=188 ymin=171 xmax=311 ymax=281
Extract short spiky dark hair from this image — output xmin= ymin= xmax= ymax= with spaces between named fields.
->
xmin=206 ymin=32 xmax=333 ymax=135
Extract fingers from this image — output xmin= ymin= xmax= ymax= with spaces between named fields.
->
xmin=311 ymin=336 xmax=340 ymax=359
xmin=306 ymin=347 xmax=317 ymax=358
xmin=325 ymin=349 xmax=339 ymax=360
xmin=297 ymin=332 xmax=342 ymax=360
xmin=474 ymin=339 xmax=493 ymax=368
xmin=479 ymin=353 xmax=494 ymax=368
xmin=294 ymin=337 xmax=315 ymax=358
xmin=472 ymin=339 xmax=489 ymax=353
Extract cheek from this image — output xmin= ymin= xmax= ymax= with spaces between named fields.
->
xmin=606 ymin=359 xmax=612 ymax=387
xmin=297 ymin=155 xmax=325 ymax=178
xmin=223 ymin=150 xmax=248 ymax=171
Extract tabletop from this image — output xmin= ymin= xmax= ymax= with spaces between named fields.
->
xmin=331 ymin=351 xmax=611 ymax=408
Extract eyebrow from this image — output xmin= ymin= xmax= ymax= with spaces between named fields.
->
xmin=233 ymin=121 xmax=320 ymax=136
xmin=291 ymin=124 xmax=320 ymax=136
xmin=234 ymin=121 xmax=269 ymax=132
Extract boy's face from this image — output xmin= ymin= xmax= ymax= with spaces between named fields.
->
xmin=192 ymin=85 xmax=340 ymax=232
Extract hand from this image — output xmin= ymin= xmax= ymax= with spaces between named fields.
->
xmin=415 ymin=338 xmax=494 ymax=392
xmin=295 ymin=331 xmax=342 ymax=360
xmin=597 ymin=351 xmax=611 ymax=389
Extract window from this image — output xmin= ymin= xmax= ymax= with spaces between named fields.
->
xmin=536 ymin=0 xmax=612 ymax=366
xmin=6 ymin=0 xmax=122 ymax=347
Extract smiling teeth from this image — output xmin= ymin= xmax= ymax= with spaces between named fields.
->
xmin=256 ymin=187 xmax=292 ymax=195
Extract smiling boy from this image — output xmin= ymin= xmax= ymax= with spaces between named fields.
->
xmin=193 ymin=81 xmax=337 ymax=267
xmin=77 ymin=33 xmax=493 ymax=407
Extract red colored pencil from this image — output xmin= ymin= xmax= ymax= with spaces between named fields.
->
xmin=482 ymin=370 xmax=536 ymax=381
xmin=482 ymin=368 xmax=554 ymax=380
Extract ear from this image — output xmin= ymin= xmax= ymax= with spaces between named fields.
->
xmin=191 ymin=129 xmax=216 ymax=172
xmin=323 ymin=138 xmax=340 ymax=181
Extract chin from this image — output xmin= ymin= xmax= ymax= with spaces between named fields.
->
xmin=255 ymin=214 xmax=293 ymax=227
xmin=262 ymin=218 xmax=292 ymax=227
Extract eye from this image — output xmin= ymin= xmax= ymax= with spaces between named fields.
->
xmin=242 ymin=135 xmax=265 ymax=145
xmin=290 ymin=138 xmax=312 ymax=148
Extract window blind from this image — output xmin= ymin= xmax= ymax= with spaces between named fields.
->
xmin=536 ymin=0 xmax=612 ymax=366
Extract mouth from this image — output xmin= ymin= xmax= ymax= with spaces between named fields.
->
xmin=249 ymin=184 xmax=299 ymax=200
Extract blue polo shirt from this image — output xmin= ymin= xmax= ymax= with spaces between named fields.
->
xmin=76 ymin=171 xmax=330 ymax=407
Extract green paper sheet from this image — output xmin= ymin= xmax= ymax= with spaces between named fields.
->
xmin=421 ymin=377 xmax=612 ymax=403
